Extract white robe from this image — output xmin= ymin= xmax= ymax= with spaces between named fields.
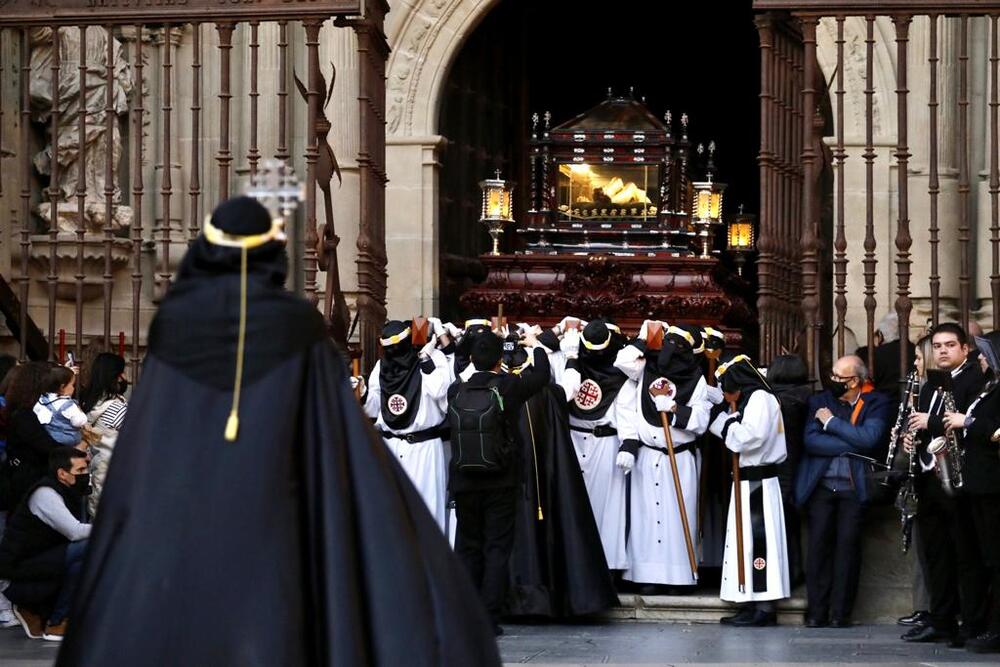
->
xmin=365 ymin=349 xmax=450 ymax=531
xmin=551 ymin=351 xmax=629 ymax=570
xmin=614 ymin=344 xmax=711 ymax=585
xmin=709 ymin=390 xmax=790 ymax=602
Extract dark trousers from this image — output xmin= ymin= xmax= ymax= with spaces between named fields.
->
xmin=455 ymin=487 xmax=516 ymax=623
xmin=915 ymin=474 xmax=988 ymax=634
xmin=805 ymin=485 xmax=865 ymax=621
xmin=4 ymin=539 xmax=87 ymax=623
xmin=969 ymin=494 xmax=1000 ymax=633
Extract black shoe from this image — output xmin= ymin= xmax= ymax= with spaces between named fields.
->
xmin=897 ymin=610 xmax=930 ymax=627
xmin=830 ymin=618 xmax=852 ymax=628
xmin=967 ymin=631 xmax=1000 ymax=653
xmin=901 ymin=625 xmax=956 ymax=643
xmin=805 ymin=616 xmax=828 ymax=628
xmin=731 ymin=610 xmax=778 ymax=627
xmin=720 ymin=607 xmax=753 ymax=625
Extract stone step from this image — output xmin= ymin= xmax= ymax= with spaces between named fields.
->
xmin=605 ymin=593 xmax=807 ymax=624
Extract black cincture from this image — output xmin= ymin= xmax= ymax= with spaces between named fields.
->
xmin=749 ymin=481 xmax=768 ymax=593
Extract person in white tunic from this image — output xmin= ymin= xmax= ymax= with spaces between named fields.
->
xmin=614 ymin=323 xmax=712 ymax=591
xmin=709 ymin=354 xmax=790 ymax=627
xmin=541 ymin=318 xmax=630 ymax=571
xmin=364 ymin=319 xmax=452 ymax=531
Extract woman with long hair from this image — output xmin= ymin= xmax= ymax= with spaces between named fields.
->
xmin=78 ymin=353 xmax=128 ymax=516
xmin=0 ymin=362 xmax=66 ymax=511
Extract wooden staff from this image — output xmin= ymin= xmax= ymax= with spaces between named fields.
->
xmin=729 ymin=398 xmax=746 ymax=593
xmin=658 ymin=405 xmax=699 ymax=581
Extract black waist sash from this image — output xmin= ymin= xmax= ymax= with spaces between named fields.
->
xmin=641 ymin=441 xmax=694 ymax=457
xmin=739 ymin=463 xmax=782 ymax=482
xmin=749 ymin=480 xmax=768 ymax=593
xmin=569 ymin=423 xmax=618 ymax=438
xmin=378 ymin=423 xmax=449 ymax=444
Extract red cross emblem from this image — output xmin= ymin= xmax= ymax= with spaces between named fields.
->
xmin=574 ymin=379 xmax=603 ymax=411
xmin=753 ymin=557 xmax=767 ymax=571
xmin=649 ymin=377 xmax=676 ymax=397
xmin=387 ymin=394 xmax=408 ymax=416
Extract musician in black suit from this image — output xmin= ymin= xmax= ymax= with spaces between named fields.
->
xmin=902 ymin=323 xmax=987 ymax=647
xmin=940 ymin=332 xmax=1000 ymax=653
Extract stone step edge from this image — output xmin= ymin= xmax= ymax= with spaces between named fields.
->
xmin=605 ymin=594 xmax=807 ymax=624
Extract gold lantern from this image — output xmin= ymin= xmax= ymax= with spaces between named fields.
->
xmin=480 ymin=170 xmax=515 ymax=256
xmin=690 ymin=175 xmax=726 ymax=258
xmin=726 ymin=207 xmax=756 ymax=275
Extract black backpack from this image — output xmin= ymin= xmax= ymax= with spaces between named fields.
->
xmin=449 ymin=383 xmax=512 ymax=474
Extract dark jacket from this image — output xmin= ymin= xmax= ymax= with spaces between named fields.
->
xmin=447 ymin=347 xmax=550 ymax=494
xmin=0 ymin=477 xmax=83 ymax=580
xmin=959 ymin=382 xmax=1000 ymax=495
xmin=772 ymin=383 xmax=813 ymax=499
xmin=1 ymin=409 xmax=63 ymax=510
xmin=795 ymin=388 xmax=892 ymax=505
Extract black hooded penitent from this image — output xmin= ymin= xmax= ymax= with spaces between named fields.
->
xmin=57 ymin=198 xmax=500 ymax=667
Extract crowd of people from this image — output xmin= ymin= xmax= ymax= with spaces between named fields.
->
xmin=0 ymin=350 xmax=129 ymax=642
xmin=358 ymin=312 xmax=1000 ymax=652
xmin=1 ymin=194 xmax=998 ymax=662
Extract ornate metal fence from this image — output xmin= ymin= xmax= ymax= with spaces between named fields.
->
xmin=0 ymin=0 xmax=388 ymax=376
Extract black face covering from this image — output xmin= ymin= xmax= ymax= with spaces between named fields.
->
xmin=570 ymin=320 xmax=627 ymax=420
xmin=70 ymin=472 xmax=93 ymax=497
xmin=640 ymin=328 xmax=703 ymax=427
xmin=379 ymin=321 xmax=422 ymax=430
xmin=828 ymin=379 xmax=850 ymax=399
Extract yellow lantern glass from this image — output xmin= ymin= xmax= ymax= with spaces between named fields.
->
xmin=480 ymin=174 xmax=514 ymax=222
xmin=691 ymin=180 xmax=726 ymax=222
xmin=727 ymin=219 xmax=755 ymax=250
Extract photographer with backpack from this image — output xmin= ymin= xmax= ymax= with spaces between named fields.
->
xmin=448 ymin=329 xmax=550 ymax=635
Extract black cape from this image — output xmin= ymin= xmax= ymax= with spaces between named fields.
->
xmin=505 ymin=384 xmax=618 ymax=618
xmin=57 ymin=237 xmax=499 ymax=667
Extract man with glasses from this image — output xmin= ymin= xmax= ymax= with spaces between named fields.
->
xmin=795 ymin=355 xmax=890 ymax=628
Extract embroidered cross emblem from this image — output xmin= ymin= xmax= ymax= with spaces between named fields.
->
xmin=387 ymin=394 xmax=408 ymax=416
xmin=575 ymin=379 xmax=603 ymax=410
xmin=753 ymin=557 xmax=767 ymax=571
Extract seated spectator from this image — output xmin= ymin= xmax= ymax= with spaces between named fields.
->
xmin=796 ymin=355 xmax=891 ymax=628
xmin=1 ymin=362 xmax=67 ymax=510
xmin=33 ymin=365 xmax=88 ymax=447
xmin=78 ymin=353 xmax=129 ymax=516
xmin=0 ymin=447 xmax=91 ymax=641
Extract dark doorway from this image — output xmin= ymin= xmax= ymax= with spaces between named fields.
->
xmin=437 ymin=1 xmax=763 ymax=322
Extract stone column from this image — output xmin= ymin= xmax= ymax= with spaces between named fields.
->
xmin=385 ymin=136 xmax=446 ymax=318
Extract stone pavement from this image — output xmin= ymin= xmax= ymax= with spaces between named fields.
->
xmin=3 ymin=621 xmax=1000 ymax=665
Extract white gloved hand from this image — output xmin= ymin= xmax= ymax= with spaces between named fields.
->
xmin=350 ymin=376 xmax=366 ymax=395
xmin=427 ymin=317 xmax=445 ymax=338
xmin=616 ymin=451 xmax=635 ymax=473
xmin=444 ymin=322 xmax=464 ymax=340
xmin=653 ymin=394 xmax=676 ymax=413
xmin=419 ymin=339 xmax=437 ymax=359
xmin=516 ymin=322 xmax=533 ymax=335
xmin=705 ymin=385 xmax=725 ymax=405
xmin=560 ymin=328 xmax=581 ymax=359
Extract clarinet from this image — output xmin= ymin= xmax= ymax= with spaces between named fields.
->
xmin=883 ymin=371 xmax=919 ymax=486
xmin=895 ymin=442 xmax=919 ymax=553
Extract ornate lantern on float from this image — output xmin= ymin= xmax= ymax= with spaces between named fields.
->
xmin=480 ymin=170 xmax=515 ymax=256
xmin=690 ymin=142 xmax=726 ymax=259
xmin=726 ymin=205 xmax=756 ymax=276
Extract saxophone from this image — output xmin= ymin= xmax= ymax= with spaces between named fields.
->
xmin=927 ymin=388 xmax=965 ymax=493
xmin=884 ymin=371 xmax=919 ymax=486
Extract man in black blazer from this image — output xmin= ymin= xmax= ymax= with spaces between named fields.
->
xmin=902 ymin=323 xmax=987 ymax=647
xmin=941 ymin=332 xmax=1000 ymax=653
